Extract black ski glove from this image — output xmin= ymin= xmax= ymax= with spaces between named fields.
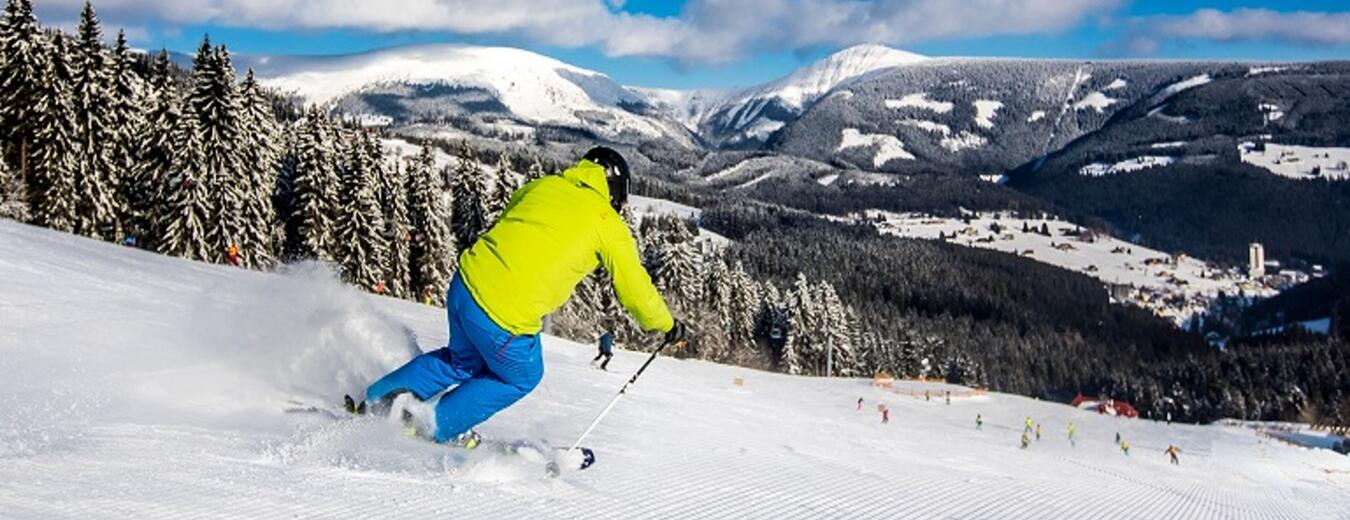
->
xmin=664 ymin=320 xmax=687 ymax=346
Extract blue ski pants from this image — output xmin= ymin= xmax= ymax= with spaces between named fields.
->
xmin=365 ymin=273 xmax=543 ymax=442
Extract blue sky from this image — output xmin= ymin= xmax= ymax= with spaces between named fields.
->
xmin=36 ymin=0 xmax=1350 ymax=89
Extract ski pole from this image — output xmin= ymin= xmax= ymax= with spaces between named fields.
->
xmin=563 ymin=337 xmax=683 ymax=454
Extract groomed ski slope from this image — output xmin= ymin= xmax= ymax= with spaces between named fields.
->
xmin=1 ymin=221 xmax=1347 ymax=519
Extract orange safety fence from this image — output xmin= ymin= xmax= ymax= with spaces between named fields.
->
xmin=871 ymin=373 xmax=987 ymax=399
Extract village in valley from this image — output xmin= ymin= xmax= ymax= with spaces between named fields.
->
xmin=862 ymin=210 xmax=1324 ymax=343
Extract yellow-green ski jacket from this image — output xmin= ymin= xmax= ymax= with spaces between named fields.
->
xmin=458 ymin=159 xmax=674 ymax=336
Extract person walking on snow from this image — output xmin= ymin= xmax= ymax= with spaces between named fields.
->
xmin=354 ymin=147 xmax=685 ymax=446
xmin=857 ymin=397 xmax=864 ymax=411
xmin=591 ymin=329 xmax=615 ymax=371
xmin=1165 ymin=444 xmax=1180 ymax=465
xmin=976 ymin=414 xmax=984 ymax=430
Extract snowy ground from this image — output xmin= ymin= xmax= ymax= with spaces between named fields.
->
xmin=1240 ymin=142 xmax=1350 ymax=181
xmin=2 ymin=221 xmax=1348 ymax=519
xmin=865 ymin=211 xmax=1281 ymax=325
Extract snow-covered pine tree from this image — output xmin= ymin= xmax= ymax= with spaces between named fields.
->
xmin=381 ymin=159 xmax=412 ymax=299
xmin=288 ymin=108 xmax=341 ymax=261
xmin=727 ymin=260 xmax=761 ymax=362
xmin=525 ymin=156 xmax=547 ymax=182
xmin=816 ymin=280 xmax=851 ymax=376
xmin=68 ymin=2 xmax=119 ymax=241
xmin=128 ymin=50 xmax=178 ymax=249
xmin=0 ymin=0 xmax=45 ymax=200
xmin=700 ymin=250 xmax=732 ymax=361
xmin=336 ymin=131 xmax=388 ymax=292
xmin=29 ymin=32 xmax=78 ymax=233
xmin=159 ymin=113 xmax=213 ymax=261
xmin=449 ymin=144 xmax=488 ymax=251
xmin=108 ymin=30 xmax=143 ymax=240
xmin=657 ymin=220 xmax=703 ymax=312
xmin=783 ymin=273 xmax=817 ymax=374
xmin=408 ymin=145 xmax=455 ymax=305
xmin=489 ymin=151 xmax=520 ymax=220
xmin=0 ymin=151 xmax=27 ymax=221
xmin=189 ymin=40 xmax=247 ymax=263
xmin=236 ymin=68 xmax=279 ymax=268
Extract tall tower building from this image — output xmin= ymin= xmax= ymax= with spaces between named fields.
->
xmin=1249 ymin=243 xmax=1266 ymax=279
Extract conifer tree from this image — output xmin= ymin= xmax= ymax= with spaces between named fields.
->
xmin=29 ymin=32 xmax=77 ymax=232
xmin=289 ymin=108 xmax=340 ymax=261
xmin=68 ymin=2 xmax=118 ymax=240
xmin=0 ymin=151 xmax=27 ymax=221
xmin=449 ymin=144 xmax=488 ymax=251
xmin=408 ymin=145 xmax=455 ymax=305
xmin=129 ymin=50 xmax=178 ymax=248
xmin=108 ymin=30 xmax=143 ymax=237
xmin=0 ymin=0 xmax=45 ymax=195
xmin=382 ymin=160 xmax=412 ymax=298
xmin=489 ymin=151 xmax=519 ymax=218
xmin=525 ymin=156 xmax=547 ymax=182
xmin=159 ymin=113 xmax=213 ymax=261
xmin=189 ymin=40 xmax=247 ymax=261
xmin=236 ymin=68 xmax=279 ymax=268
xmin=336 ymin=131 xmax=388 ymax=291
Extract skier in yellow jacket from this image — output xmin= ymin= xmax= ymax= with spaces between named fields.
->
xmin=357 ymin=147 xmax=685 ymax=444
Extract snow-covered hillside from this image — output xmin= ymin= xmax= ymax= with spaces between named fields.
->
xmin=248 ymin=44 xmax=689 ymax=144
xmin=2 ymin=221 xmax=1347 ymax=518
xmin=865 ymin=211 xmax=1285 ymax=326
xmin=647 ymin=44 xmax=926 ymax=145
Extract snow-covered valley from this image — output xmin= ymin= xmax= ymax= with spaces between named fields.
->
xmin=3 ymin=217 xmax=1349 ymax=519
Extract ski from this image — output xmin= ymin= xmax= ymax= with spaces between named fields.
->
xmin=284 ymin=395 xmax=595 ymax=476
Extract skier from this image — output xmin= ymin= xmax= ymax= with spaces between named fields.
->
xmin=882 ymin=407 xmax=890 ymax=424
xmin=591 ymin=329 xmax=615 ymax=371
xmin=1165 ymin=444 xmax=1180 ymax=465
xmin=925 ymin=390 xmax=931 ymax=402
xmin=1121 ymin=440 xmax=1131 ymax=456
xmin=1068 ymin=422 xmax=1077 ymax=445
xmin=1024 ymin=417 xmax=1034 ymax=434
xmin=1035 ymin=423 xmax=1042 ymax=441
xmin=1115 ymin=432 xmax=1121 ymax=445
xmin=945 ymin=391 xmax=951 ymax=405
xmin=857 ymin=397 xmax=864 ymax=411
xmin=226 ymin=243 xmax=240 ymax=266
xmin=976 ymin=414 xmax=984 ymax=430
xmin=354 ymin=147 xmax=685 ymax=446
xmin=1020 ymin=431 xmax=1030 ymax=449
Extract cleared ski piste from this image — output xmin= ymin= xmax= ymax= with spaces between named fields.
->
xmin=1 ymin=221 xmax=1347 ymax=519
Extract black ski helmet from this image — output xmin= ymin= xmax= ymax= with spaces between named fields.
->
xmin=583 ymin=146 xmax=629 ymax=211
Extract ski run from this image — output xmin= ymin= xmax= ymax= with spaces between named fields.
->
xmin=2 ymin=220 xmax=1348 ymax=519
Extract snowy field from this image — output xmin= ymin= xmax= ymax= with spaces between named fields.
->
xmin=2 ymin=221 xmax=1348 ymax=519
xmin=1240 ymin=142 xmax=1350 ymax=181
xmin=866 ymin=211 xmax=1277 ymax=325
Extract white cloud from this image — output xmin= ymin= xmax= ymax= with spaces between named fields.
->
xmin=37 ymin=0 xmax=1123 ymax=64
xmin=1115 ymin=8 xmax=1350 ymax=55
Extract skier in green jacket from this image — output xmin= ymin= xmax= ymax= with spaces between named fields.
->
xmin=357 ymin=147 xmax=685 ymax=445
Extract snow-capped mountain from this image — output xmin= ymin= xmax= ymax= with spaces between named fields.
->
xmin=245 ymin=44 xmax=697 ymax=146
xmin=640 ymin=44 xmax=928 ymax=146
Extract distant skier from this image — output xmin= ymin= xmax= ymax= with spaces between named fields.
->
xmin=857 ymin=397 xmax=864 ymax=411
xmin=1121 ymin=440 xmax=1131 ymax=456
xmin=226 ymin=243 xmax=240 ymax=266
xmin=925 ymin=390 xmax=931 ymax=402
xmin=591 ymin=329 xmax=615 ymax=371
xmin=945 ymin=391 xmax=951 ymax=405
xmin=882 ymin=407 xmax=890 ymax=424
xmin=354 ymin=147 xmax=685 ymax=446
xmin=976 ymin=414 xmax=984 ymax=430
xmin=1035 ymin=423 xmax=1042 ymax=441
xmin=1024 ymin=417 xmax=1034 ymax=434
xmin=1068 ymin=422 xmax=1077 ymax=445
xmin=1020 ymin=431 xmax=1030 ymax=449
xmin=1165 ymin=444 xmax=1180 ymax=465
